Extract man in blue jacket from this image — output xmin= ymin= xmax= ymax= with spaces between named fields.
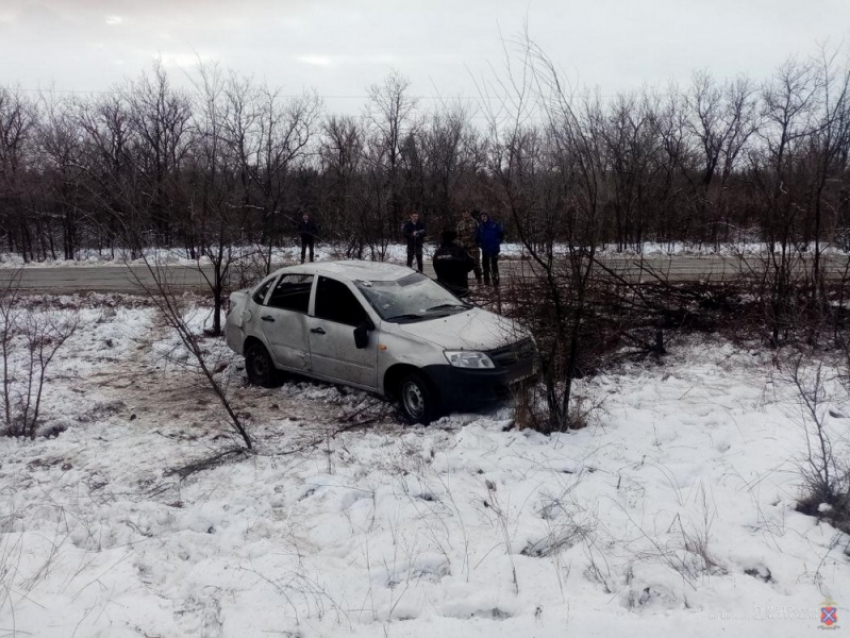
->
xmin=476 ymin=212 xmax=504 ymax=286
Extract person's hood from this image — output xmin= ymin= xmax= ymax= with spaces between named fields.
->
xmin=391 ymin=307 xmax=527 ymax=351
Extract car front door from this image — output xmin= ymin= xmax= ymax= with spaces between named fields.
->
xmin=307 ymin=276 xmax=378 ymax=389
xmin=258 ymin=274 xmax=314 ymax=371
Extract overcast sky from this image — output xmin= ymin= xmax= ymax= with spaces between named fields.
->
xmin=1 ymin=0 xmax=849 ymax=113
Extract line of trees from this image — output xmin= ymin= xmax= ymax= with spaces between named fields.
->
xmin=1 ymin=48 xmax=850 ymax=267
xmin=481 ymin=38 xmax=850 ymax=431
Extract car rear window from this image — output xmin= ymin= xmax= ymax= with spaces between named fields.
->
xmin=266 ymin=274 xmax=314 ymax=313
xmin=252 ymin=278 xmax=275 ymax=304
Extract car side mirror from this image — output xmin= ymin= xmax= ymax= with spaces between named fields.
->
xmin=353 ymin=320 xmax=374 ymax=349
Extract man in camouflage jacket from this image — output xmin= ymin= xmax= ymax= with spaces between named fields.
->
xmin=456 ymin=209 xmax=483 ymax=283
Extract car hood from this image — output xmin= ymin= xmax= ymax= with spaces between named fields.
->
xmin=392 ymin=308 xmax=527 ymax=351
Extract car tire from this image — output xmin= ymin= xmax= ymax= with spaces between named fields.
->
xmin=398 ymin=371 xmax=441 ymax=425
xmin=244 ymin=342 xmax=282 ymax=388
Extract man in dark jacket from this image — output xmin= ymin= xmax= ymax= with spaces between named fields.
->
xmin=433 ymin=230 xmax=476 ymax=297
xmin=402 ymin=212 xmax=426 ymax=272
xmin=297 ymin=213 xmax=318 ymax=263
xmin=476 ymin=212 xmax=504 ymax=286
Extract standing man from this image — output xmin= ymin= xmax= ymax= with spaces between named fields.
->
xmin=456 ymin=209 xmax=483 ymax=284
xmin=433 ymin=230 xmax=476 ymax=297
xmin=476 ymin=211 xmax=505 ymax=286
xmin=402 ymin=212 xmax=426 ymax=272
xmin=297 ymin=213 xmax=318 ymax=264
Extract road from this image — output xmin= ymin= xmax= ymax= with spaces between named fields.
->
xmin=0 ymin=254 xmax=846 ymax=295
xmin=519 ymin=253 xmax=850 ymax=283
xmin=0 ymin=265 xmax=214 ymax=295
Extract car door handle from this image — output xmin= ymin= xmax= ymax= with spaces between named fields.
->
xmin=261 ymin=315 xmax=275 ymax=322
xmin=310 ymin=327 xmax=326 ymax=335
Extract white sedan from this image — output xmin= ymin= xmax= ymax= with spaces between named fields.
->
xmin=226 ymin=261 xmax=536 ymax=423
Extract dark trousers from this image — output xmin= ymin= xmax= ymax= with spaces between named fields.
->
xmin=407 ymin=245 xmax=423 ymax=272
xmin=482 ymin=253 xmax=499 ymax=285
xmin=466 ymin=247 xmax=483 ymax=282
xmin=300 ymin=237 xmax=314 ymax=263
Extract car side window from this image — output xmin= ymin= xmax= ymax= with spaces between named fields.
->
xmin=314 ymin=277 xmax=369 ymax=326
xmin=266 ymin=274 xmax=314 ymax=312
xmin=252 ymin=277 xmax=275 ymax=305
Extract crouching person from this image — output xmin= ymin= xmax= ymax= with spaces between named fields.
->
xmin=433 ymin=230 xmax=476 ymax=297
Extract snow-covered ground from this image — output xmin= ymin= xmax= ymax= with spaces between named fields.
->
xmin=0 ymin=243 xmax=530 ymax=269
xmin=603 ymin=240 xmax=849 ymax=257
xmin=1 ymin=240 xmax=846 ymax=269
xmin=1 ymin=299 xmax=849 ymax=637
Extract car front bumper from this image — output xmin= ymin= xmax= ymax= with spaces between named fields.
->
xmin=423 ymin=358 xmax=537 ymax=411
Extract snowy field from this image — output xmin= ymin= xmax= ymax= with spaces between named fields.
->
xmin=1 ymin=298 xmax=849 ymax=636
xmin=0 ymin=240 xmax=846 ymax=269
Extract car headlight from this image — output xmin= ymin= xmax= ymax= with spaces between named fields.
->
xmin=444 ymin=351 xmax=495 ymax=369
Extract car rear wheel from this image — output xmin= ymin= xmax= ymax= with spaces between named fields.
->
xmin=245 ymin=342 xmax=282 ymax=388
xmin=398 ymin=371 xmax=441 ymax=425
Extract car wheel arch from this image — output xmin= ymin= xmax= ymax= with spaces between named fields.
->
xmin=243 ymin=335 xmax=265 ymax=356
xmin=383 ymin=363 xmax=437 ymax=400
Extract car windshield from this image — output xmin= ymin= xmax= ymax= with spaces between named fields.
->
xmin=355 ymin=273 xmax=470 ymax=323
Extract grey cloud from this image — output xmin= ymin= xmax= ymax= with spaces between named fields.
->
xmin=0 ymin=0 xmax=848 ymax=110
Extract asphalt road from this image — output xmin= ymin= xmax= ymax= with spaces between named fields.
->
xmin=0 ymin=265 xmax=214 ymax=295
xmin=0 ymin=254 xmax=846 ymax=295
xmin=510 ymin=253 xmax=850 ymax=283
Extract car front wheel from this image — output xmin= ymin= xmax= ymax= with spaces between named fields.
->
xmin=245 ymin=342 xmax=281 ymax=388
xmin=399 ymin=371 xmax=441 ymax=425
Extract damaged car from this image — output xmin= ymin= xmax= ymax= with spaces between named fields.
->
xmin=225 ymin=261 xmax=536 ymax=424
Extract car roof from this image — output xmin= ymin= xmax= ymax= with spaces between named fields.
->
xmin=271 ymin=260 xmax=415 ymax=283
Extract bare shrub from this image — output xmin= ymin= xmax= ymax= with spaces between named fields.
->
xmin=132 ymin=256 xmax=253 ymax=451
xmin=227 ymin=248 xmax=278 ymax=291
xmin=0 ymin=276 xmax=77 ymax=438
xmin=788 ymin=356 xmax=850 ymax=531
xmin=513 ymin=381 xmax=598 ymax=432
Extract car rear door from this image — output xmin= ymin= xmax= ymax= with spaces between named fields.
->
xmin=307 ymin=276 xmax=378 ymax=389
xmin=258 ymin=274 xmax=314 ymax=371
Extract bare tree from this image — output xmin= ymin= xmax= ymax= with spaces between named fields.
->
xmin=67 ymin=64 xmax=254 ymax=450
xmin=37 ymin=91 xmax=85 ymax=260
xmin=73 ymin=93 xmax=136 ymax=257
xmin=747 ymin=59 xmax=820 ymax=345
xmin=481 ymin=34 xmax=609 ymax=432
xmin=118 ymin=245 xmax=254 ymax=451
xmin=364 ymin=71 xmax=419 ymax=257
xmin=416 ymin=102 xmax=477 ymax=231
xmin=119 ymin=61 xmax=194 ymax=248
xmin=0 ymin=86 xmax=38 ymax=260
xmin=685 ymin=72 xmax=759 ymax=249
xmin=319 ymin=115 xmax=368 ymax=257
xmin=241 ymin=83 xmax=322 ymax=273
xmin=186 ymin=62 xmax=244 ymax=336
xmin=806 ymin=47 xmax=850 ymax=294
